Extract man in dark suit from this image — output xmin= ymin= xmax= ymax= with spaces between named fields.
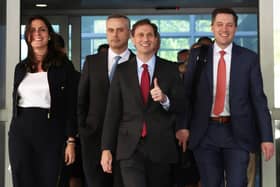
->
xmin=77 ymin=14 xmax=134 ymax=187
xmin=100 ymin=19 xmax=186 ymax=187
xmin=180 ymin=8 xmax=274 ymax=187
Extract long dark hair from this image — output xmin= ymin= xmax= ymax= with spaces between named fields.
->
xmin=24 ymin=15 xmax=66 ymax=72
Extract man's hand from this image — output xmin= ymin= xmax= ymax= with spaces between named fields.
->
xmin=64 ymin=143 xmax=75 ymax=165
xmin=150 ymin=78 xmax=167 ymax=103
xmin=176 ymin=129 xmax=190 ymax=152
xmin=261 ymin=142 xmax=274 ymax=161
xmin=100 ymin=150 xmax=113 ymax=173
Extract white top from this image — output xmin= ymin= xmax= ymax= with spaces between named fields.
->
xmin=108 ymin=48 xmax=130 ymax=76
xmin=211 ymin=42 xmax=232 ymax=117
xmin=18 ymin=72 xmax=51 ymax=108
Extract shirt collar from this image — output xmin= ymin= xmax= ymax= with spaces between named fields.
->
xmin=109 ymin=48 xmax=130 ymax=59
xmin=136 ymin=55 xmax=156 ymax=70
xmin=213 ymin=42 xmax=233 ymax=55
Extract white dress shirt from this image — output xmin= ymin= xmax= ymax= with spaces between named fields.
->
xmin=211 ymin=42 xmax=232 ymax=117
xmin=136 ymin=55 xmax=170 ymax=110
xmin=108 ymin=48 xmax=130 ymax=76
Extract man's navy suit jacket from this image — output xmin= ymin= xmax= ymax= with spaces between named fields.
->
xmin=182 ymin=43 xmax=273 ymax=152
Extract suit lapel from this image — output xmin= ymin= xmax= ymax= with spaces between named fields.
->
xmin=16 ymin=63 xmax=28 ymax=88
xmin=206 ymin=46 xmax=214 ymax=98
xmin=229 ymin=44 xmax=241 ymax=98
xmin=101 ymin=51 xmax=110 ymax=88
xmin=147 ymin=57 xmax=160 ymax=107
xmin=127 ymin=57 xmax=145 ymax=109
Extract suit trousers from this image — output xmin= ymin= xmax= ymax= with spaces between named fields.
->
xmin=193 ymin=121 xmax=249 ymax=187
xmin=119 ymin=138 xmax=171 ymax=187
xmin=8 ymin=107 xmax=64 ymax=187
xmin=80 ymin=134 xmax=114 ymax=187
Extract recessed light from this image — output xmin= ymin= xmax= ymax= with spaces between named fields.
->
xmin=35 ymin=4 xmax=48 ymax=8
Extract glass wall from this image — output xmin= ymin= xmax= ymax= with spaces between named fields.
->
xmin=0 ymin=0 xmax=6 ymax=108
xmin=81 ymin=14 xmax=258 ymax=66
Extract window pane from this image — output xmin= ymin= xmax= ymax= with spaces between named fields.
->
xmin=238 ymin=14 xmax=258 ymax=31
xmin=195 ymin=15 xmax=211 ymax=32
xmin=81 ymin=38 xmax=107 ymax=68
xmin=234 ymin=36 xmax=258 ymax=53
xmin=159 ymin=50 xmax=179 ymax=62
xmin=81 ymin=16 xmax=94 ymax=33
xmin=94 ymin=20 xmax=106 ymax=33
xmin=159 ymin=19 xmax=189 ymax=33
xmin=81 ymin=14 xmax=257 ymax=63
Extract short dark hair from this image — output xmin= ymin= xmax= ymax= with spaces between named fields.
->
xmin=97 ymin=43 xmax=109 ymax=53
xmin=177 ymin=49 xmax=189 ymax=56
xmin=197 ymin=36 xmax=212 ymax=45
xmin=131 ymin=19 xmax=158 ymax=37
xmin=211 ymin=8 xmax=238 ymax=26
xmin=107 ymin=14 xmax=131 ymax=29
xmin=54 ymin=34 xmax=65 ymax=49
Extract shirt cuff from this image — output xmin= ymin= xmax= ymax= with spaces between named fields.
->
xmin=160 ymin=95 xmax=170 ymax=111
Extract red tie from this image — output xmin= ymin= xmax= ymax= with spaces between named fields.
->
xmin=140 ymin=64 xmax=150 ymax=137
xmin=213 ymin=50 xmax=226 ymax=115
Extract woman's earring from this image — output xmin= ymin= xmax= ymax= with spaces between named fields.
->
xmin=48 ymin=36 xmax=51 ymax=41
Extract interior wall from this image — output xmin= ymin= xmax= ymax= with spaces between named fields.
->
xmin=259 ymin=0 xmax=277 ymax=186
xmin=4 ymin=0 xmax=20 ymax=186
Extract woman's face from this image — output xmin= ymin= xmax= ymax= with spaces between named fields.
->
xmin=28 ymin=19 xmax=50 ymax=51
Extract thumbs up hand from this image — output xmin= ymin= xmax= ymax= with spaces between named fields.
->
xmin=150 ymin=78 xmax=167 ymax=103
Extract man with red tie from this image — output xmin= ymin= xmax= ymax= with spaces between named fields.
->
xmin=180 ymin=8 xmax=274 ymax=187
xmin=100 ymin=19 xmax=185 ymax=187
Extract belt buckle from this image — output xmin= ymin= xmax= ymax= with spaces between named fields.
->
xmin=218 ymin=117 xmax=223 ymax=123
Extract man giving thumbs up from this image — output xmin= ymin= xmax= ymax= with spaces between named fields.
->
xmin=101 ymin=19 xmax=186 ymax=187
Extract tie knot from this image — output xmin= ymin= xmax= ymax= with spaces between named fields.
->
xmin=219 ymin=50 xmax=226 ymax=56
xmin=142 ymin=64 xmax=148 ymax=70
xmin=114 ymin=56 xmax=121 ymax=63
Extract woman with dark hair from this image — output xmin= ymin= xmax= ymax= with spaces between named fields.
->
xmin=8 ymin=15 xmax=78 ymax=187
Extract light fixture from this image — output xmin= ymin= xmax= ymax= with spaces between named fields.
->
xmin=35 ymin=3 xmax=48 ymax=8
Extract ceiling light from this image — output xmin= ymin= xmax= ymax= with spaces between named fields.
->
xmin=35 ymin=3 xmax=48 ymax=8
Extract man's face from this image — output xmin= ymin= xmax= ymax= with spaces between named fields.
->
xmin=132 ymin=24 xmax=157 ymax=57
xmin=211 ymin=13 xmax=237 ymax=49
xmin=178 ymin=52 xmax=189 ymax=62
xmin=106 ymin=18 xmax=130 ymax=52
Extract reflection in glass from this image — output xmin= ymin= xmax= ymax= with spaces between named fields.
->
xmin=0 ymin=0 xmax=6 ymax=108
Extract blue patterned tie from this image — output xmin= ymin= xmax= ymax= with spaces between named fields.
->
xmin=109 ymin=56 xmax=121 ymax=82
